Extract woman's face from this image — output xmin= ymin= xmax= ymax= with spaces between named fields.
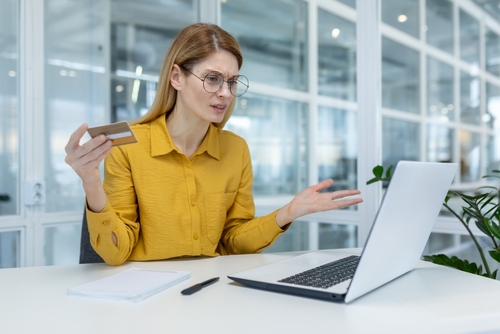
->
xmin=176 ymin=50 xmax=239 ymax=125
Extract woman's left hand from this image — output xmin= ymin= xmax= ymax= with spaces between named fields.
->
xmin=275 ymin=179 xmax=363 ymax=228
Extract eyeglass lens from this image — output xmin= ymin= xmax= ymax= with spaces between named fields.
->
xmin=203 ymin=72 xmax=249 ymax=97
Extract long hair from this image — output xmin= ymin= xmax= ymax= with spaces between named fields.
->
xmin=131 ymin=23 xmax=243 ymax=128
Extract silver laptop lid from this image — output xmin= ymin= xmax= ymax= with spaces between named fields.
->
xmin=345 ymin=161 xmax=457 ymax=303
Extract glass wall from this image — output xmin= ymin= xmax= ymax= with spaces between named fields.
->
xmin=0 ymin=0 xmax=20 ymax=268
xmin=226 ymin=95 xmax=308 ymax=195
xmin=459 ymin=130 xmax=480 ymax=182
xmin=7 ymin=0 xmax=500 ymax=267
xmin=110 ymin=0 xmax=198 ymax=122
xmin=460 ymin=71 xmax=480 ymax=125
xmin=222 ymin=0 xmax=308 ymax=91
xmin=317 ymin=106 xmax=357 ymax=192
xmin=223 ymin=0 xmax=359 ymax=250
xmin=427 ymin=57 xmax=454 ymax=121
xmin=380 ymin=0 xmax=499 ymax=188
xmin=0 ymin=0 xmax=19 ymax=217
xmin=41 ymin=0 xmax=199 ymax=265
xmin=486 ymin=28 xmax=500 ymax=76
xmin=316 ymin=6 xmax=357 ymax=199
xmin=427 ymin=124 xmax=454 ymax=163
xmin=44 ymin=224 xmax=80 ymax=265
xmin=383 ymin=118 xmax=420 ymax=167
xmin=382 ymin=37 xmax=419 ymax=114
xmin=487 ymin=83 xmax=500 ymax=172
xmin=382 ymin=0 xmax=419 ymax=38
xmin=426 ymin=0 xmax=453 ymax=54
xmin=459 ymin=9 xmax=479 ymax=65
xmin=44 ymin=0 xmax=108 ymax=213
xmin=0 ymin=231 xmax=20 ymax=268
xmin=264 ymin=220 xmax=310 ymax=252
xmin=317 ymin=9 xmax=356 ymax=101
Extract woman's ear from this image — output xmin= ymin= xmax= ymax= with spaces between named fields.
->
xmin=170 ymin=64 xmax=182 ymax=91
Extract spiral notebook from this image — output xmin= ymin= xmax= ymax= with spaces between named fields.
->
xmin=68 ymin=267 xmax=190 ymax=302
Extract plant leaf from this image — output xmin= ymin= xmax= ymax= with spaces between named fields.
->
xmin=458 ymin=192 xmax=475 ymax=201
xmin=483 ymin=203 xmax=499 ymax=217
xmin=372 ymin=165 xmax=383 ymax=178
xmin=488 ymin=249 xmax=500 ymax=263
xmin=480 ymin=194 xmax=496 ymax=210
xmin=486 ymin=218 xmax=500 ymax=239
xmin=492 ymin=269 xmax=498 ymax=279
xmin=423 ymin=254 xmax=486 ymax=276
xmin=475 ymin=218 xmax=493 ymax=238
xmin=385 ymin=165 xmax=394 ymax=179
xmin=482 ymin=174 xmax=500 ymax=179
xmin=444 ymin=194 xmax=451 ymax=204
xmin=477 ymin=186 xmax=498 ymax=192
xmin=463 ymin=207 xmax=482 ymax=221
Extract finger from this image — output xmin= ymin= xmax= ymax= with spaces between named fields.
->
xmin=78 ymin=145 xmax=113 ymax=173
xmin=313 ymin=197 xmax=363 ymax=214
xmin=331 ymin=189 xmax=361 ymax=200
xmin=65 ymin=123 xmax=88 ymax=154
xmin=65 ymin=135 xmax=111 ymax=168
xmin=78 ymin=134 xmax=110 ymax=158
xmin=332 ymin=198 xmax=364 ymax=209
xmin=310 ymin=179 xmax=334 ymax=192
xmin=83 ymin=141 xmax=113 ymax=165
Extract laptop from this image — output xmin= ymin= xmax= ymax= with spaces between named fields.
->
xmin=228 ymin=161 xmax=457 ymax=303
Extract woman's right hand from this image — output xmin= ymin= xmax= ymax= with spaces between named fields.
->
xmin=64 ymin=124 xmax=113 ymax=213
xmin=64 ymin=123 xmax=113 ymax=184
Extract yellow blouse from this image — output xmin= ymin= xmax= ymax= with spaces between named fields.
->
xmin=86 ymin=115 xmax=286 ymax=265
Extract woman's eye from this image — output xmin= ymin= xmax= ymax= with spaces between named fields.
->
xmin=206 ymin=76 xmax=220 ymax=83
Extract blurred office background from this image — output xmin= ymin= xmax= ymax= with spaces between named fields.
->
xmin=1 ymin=0 xmax=499 ymax=267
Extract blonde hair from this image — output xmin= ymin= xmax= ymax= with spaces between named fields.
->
xmin=131 ymin=23 xmax=243 ymax=128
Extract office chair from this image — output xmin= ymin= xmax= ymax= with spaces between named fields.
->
xmin=79 ymin=208 xmax=105 ymax=264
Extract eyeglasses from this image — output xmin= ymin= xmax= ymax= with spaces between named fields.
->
xmin=180 ymin=66 xmax=249 ymax=97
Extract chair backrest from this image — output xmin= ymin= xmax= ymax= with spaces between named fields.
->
xmin=79 ymin=208 xmax=105 ymax=264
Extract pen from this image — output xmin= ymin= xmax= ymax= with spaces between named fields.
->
xmin=181 ymin=277 xmax=220 ymax=295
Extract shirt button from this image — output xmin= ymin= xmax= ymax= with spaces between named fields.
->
xmin=191 ymin=200 xmax=196 ymax=206
xmin=102 ymin=220 xmax=110 ymax=226
xmin=193 ymin=233 xmax=199 ymax=240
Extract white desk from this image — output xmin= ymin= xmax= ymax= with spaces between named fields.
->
xmin=2 ymin=249 xmax=500 ymax=334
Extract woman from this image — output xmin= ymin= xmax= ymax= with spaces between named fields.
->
xmin=65 ymin=23 xmax=363 ymax=266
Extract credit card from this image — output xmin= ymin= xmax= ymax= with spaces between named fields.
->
xmin=87 ymin=121 xmax=138 ymax=146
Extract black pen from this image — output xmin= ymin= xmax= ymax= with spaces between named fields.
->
xmin=181 ymin=277 xmax=219 ymax=295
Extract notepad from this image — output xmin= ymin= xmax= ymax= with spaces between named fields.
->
xmin=68 ymin=267 xmax=190 ymax=302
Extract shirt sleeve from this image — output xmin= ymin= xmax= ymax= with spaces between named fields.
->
xmin=217 ymin=142 xmax=289 ymax=255
xmin=86 ymin=146 xmax=140 ymax=265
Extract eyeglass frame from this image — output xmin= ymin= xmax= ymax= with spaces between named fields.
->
xmin=179 ymin=65 xmax=249 ymax=97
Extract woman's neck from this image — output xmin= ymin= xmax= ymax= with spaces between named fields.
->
xmin=166 ymin=107 xmax=210 ymax=159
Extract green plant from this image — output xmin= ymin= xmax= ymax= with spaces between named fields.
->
xmin=367 ymin=165 xmax=500 ymax=279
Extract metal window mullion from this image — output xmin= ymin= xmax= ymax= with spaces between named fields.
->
xmin=421 ymin=0 xmax=428 ymax=163
xmin=19 ymin=0 xmax=45 ymax=267
xmin=199 ymin=0 xmax=219 ymax=25
xmin=452 ymin=1 xmax=462 ymax=180
xmin=479 ymin=10 xmax=488 ymax=176
xmin=308 ymin=0 xmax=319 ymax=251
xmin=356 ymin=0 xmax=382 ymax=246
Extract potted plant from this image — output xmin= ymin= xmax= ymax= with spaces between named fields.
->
xmin=367 ymin=165 xmax=500 ymax=279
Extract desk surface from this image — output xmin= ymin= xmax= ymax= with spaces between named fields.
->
xmin=2 ymin=249 xmax=500 ymax=334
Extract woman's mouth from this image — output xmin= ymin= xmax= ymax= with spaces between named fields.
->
xmin=211 ymin=104 xmax=227 ymax=113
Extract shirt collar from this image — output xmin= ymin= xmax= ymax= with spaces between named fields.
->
xmin=150 ymin=115 xmax=220 ymax=160
xmin=197 ymin=123 xmax=220 ymax=160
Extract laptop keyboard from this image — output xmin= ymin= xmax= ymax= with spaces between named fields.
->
xmin=278 ymin=255 xmax=360 ymax=289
